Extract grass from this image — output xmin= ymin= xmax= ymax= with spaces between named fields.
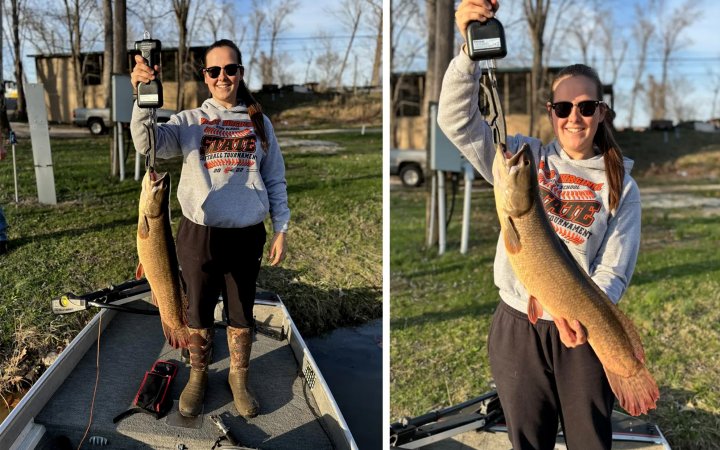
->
xmin=0 ymin=130 xmax=382 ymax=398
xmin=390 ymin=130 xmax=720 ymax=449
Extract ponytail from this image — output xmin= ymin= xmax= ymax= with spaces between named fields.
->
xmin=237 ymin=80 xmax=269 ymax=153
xmin=595 ymin=116 xmax=625 ymax=213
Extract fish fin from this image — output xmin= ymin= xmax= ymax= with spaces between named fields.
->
xmin=502 ymin=216 xmax=522 ymax=254
xmin=135 ymin=263 xmax=144 ymax=280
xmin=527 ymin=296 xmax=543 ymax=324
xmin=604 ymin=366 xmax=659 ymax=416
xmin=612 ymin=307 xmax=646 ymax=364
xmin=161 ymin=322 xmax=190 ymax=349
xmin=138 ymin=216 xmax=150 ymax=239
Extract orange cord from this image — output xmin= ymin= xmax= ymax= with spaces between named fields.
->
xmin=76 ymin=314 xmax=102 ymax=450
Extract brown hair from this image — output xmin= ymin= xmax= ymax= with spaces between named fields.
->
xmin=551 ymin=64 xmax=624 ymax=212
xmin=204 ymin=39 xmax=269 ymax=152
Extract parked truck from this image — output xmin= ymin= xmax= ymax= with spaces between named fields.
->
xmin=72 ymin=108 xmax=175 ymax=135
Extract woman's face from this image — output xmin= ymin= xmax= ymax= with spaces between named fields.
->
xmin=547 ymin=75 xmax=605 ymax=159
xmin=204 ymin=46 xmax=243 ymax=109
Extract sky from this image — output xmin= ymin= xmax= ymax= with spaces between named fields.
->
xmin=2 ymin=0 xmax=377 ymax=92
xmin=393 ymin=0 xmax=720 ymax=128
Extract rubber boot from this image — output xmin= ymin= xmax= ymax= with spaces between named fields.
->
xmin=227 ymin=326 xmax=259 ymax=418
xmin=179 ymin=328 xmax=213 ymax=417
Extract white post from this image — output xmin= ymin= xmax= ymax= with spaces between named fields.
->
xmin=117 ymin=123 xmax=125 ymax=181
xmin=25 ymin=83 xmax=57 ymax=205
xmin=438 ymin=170 xmax=446 ymax=255
xmin=427 ymin=173 xmax=437 ymax=247
xmin=361 ymin=124 xmax=366 ymax=135
xmin=460 ymin=163 xmax=474 ymax=254
xmin=10 ymin=131 xmax=18 ymax=203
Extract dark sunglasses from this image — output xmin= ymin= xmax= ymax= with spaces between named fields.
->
xmin=549 ymin=100 xmax=603 ymax=118
xmin=202 ymin=64 xmax=243 ymax=79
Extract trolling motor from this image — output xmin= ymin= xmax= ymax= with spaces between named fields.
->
xmin=466 ymin=18 xmax=507 ymax=146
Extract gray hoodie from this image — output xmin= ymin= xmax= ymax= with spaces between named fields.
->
xmin=438 ymin=50 xmax=641 ymax=320
xmin=131 ymin=98 xmax=290 ymax=233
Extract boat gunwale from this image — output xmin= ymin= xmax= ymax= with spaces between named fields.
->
xmin=0 ymin=291 xmax=358 ymax=450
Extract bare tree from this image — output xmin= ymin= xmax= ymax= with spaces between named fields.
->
xmin=598 ymin=8 xmax=628 ymax=86
xmin=314 ymin=32 xmax=340 ymax=90
xmin=205 ymin=0 xmax=236 ymax=42
xmin=9 ymin=0 xmax=27 ymax=121
xmin=627 ymin=3 xmax=654 ymax=128
xmin=245 ymin=0 xmax=266 ymax=88
xmin=365 ymin=0 xmax=382 ymax=87
xmin=524 ymin=0 xmax=551 ymax=136
xmin=423 ymin=0 xmax=435 ymax=118
xmin=114 ymin=0 xmax=127 ymax=74
xmin=62 ymin=0 xmax=85 ymax=108
xmin=172 ymin=0 xmax=190 ymax=110
xmin=667 ymin=76 xmax=693 ymax=122
xmin=103 ymin=0 xmax=113 ymax=108
xmin=259 ymin=51 xmax=273 ymax=86
xmin=330 ymin=0 xmax=363 ymax=89
xmin=654 ymin=0 xmax=701 ymax=119
xmin=0 ymin=3 xmax=10 ymax=138
xmin=263 ymin=0 xmax=298 ymax=85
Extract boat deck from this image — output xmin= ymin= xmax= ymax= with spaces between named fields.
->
xmin=35 ymin=310 xmax=333 ymax=449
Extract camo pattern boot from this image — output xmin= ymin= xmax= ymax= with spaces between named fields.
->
xmin=227 ymin=326 xmax=259 ymax=418
xmin=179 ymin=328 xmax=213 ymax=417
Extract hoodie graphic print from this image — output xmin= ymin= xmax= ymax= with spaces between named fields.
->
xmin=537 ymin=159 xmax=603 ymax=247
xmin=199 ymin=117 xmax=258 ymax=174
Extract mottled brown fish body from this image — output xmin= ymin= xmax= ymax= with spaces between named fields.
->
xmin=492 ymin=144 xmax=659 ymax=416
xmin=137 ymin=170 xmax=189 ymax=349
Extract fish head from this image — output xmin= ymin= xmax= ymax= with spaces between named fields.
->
xmin=140 ymin=170 xmax=171 ymax=218
xmin=492 ymin=142 xmax=538 ymax=218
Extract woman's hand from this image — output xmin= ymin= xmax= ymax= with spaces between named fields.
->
xmin=455 ymin=0 xmax=500 ymax=43
xmin=556 ymin=317 xmax=588 ymax=348
xmin=268 ymin=232 xmax=287 ymax=266
xmin=130 ymin=54 xmax=159 ymax=93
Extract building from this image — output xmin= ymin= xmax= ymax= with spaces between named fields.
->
xmin=32 ymin=46 xmax=213 ymax=123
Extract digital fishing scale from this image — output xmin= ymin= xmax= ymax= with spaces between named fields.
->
xmin=134 ymin=31 xmax=162 ymax=171
xmin=466 ymin=18 xmax=507 ymax=146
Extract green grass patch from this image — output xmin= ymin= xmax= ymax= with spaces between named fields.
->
xmin=0 ymin=131 xmax=381 ymax=396
xmin=391 ymin=130 xmax=720 ymax=449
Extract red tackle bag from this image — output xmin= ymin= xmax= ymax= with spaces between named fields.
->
xmin=113 ymin=360 xmax=178 ymax=423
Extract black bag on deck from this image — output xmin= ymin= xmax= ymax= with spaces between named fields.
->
xmin=113 ymin=360 xmax=178 ymax=423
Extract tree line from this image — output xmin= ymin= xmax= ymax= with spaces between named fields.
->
xmin=0 ymin=0 xmax=383 ymax=136
xmin=393 ymin=0 xmax=715 ymax=131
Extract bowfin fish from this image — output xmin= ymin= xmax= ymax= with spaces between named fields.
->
xmin=137 ymin=170 xmax=190 ymax=349
xmin=492 ymin=142 xmax=659 ymax=416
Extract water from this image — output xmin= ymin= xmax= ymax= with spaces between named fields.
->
xmin=306 ymin=319 xmax=382 ymax=450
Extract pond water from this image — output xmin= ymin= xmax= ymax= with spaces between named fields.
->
xmin=306 ymin=319 xmax=383 ymax=450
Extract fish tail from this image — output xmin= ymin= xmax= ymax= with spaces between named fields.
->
xmin=604 ymin=366 xmax=659 ymax=416
xmin=161 ymin=321 xmax=191 ymax=349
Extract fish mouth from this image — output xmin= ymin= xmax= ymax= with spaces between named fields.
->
xmin=498 ymin=143 xmax=530 ymax=173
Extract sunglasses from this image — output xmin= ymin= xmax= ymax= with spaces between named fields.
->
xmin=549 ymin=100 xmax=603 ymax=118
xmin=202 ymin=64 xmax=243 ymax=79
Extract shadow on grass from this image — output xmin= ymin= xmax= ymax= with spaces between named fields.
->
xmin=257 ymin=266 xmax=382 ymax=338
xmin=390 ymin=301 xmax=498 ymax=330
xmin=287 ymin=173 xmax=380 ymax=196
xmin=632 ymin=259 xmax=720 ymax=286
xmin=9 ymin=217 xmax=138 ymax=249
xmin=653 ymin=386 xmax=720 ymax=449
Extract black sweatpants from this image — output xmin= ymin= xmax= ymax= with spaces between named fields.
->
xmin=176 ymin=217 xmax=266 ymax=329
xmin=488 ymin=301 xmax=615 ymax=450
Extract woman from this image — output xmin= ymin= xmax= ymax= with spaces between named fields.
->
xmin=130 ymin=39 xmax=290 ymax=419
xmin=438 ymin=1 xmax=642 ymax=449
